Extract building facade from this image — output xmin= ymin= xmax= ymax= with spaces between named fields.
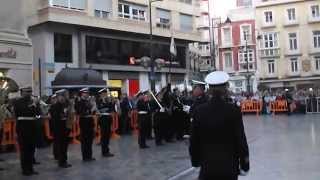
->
xmin=217 ymin=16 xmax=258 ymax=93
xmin=27 ymin=0 xmax=201 ymax=96
xmin=0 ymin=0 xmax=33 ymax=91
xmin=256 ymin=0 xmax=320 ymax=91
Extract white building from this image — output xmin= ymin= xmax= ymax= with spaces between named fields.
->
xmin=26 ymin=0 xmax=201 ymax=96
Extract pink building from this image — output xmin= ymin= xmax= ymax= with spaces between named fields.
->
xmin=217 ymin=18 xmax=258 ymax=93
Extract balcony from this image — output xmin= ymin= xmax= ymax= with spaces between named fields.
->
xmin=49 ymin=0 xmax=86 ymax=11
xmin=283 ymin=20 xmax=299 ymax=27
xmin=261 ymin=21 xmax=276 ymax=29
xmin=308 ymin=16 xmax=320 ymax=24
xmin=260 ymin=48 xmax=280 ymax=58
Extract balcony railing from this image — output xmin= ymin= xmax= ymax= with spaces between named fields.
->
xmin=260 ymin=48 xmax=280 ymax=58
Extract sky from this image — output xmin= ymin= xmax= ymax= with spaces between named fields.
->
xmin=211 ymin=0 xmax=236 ymax=19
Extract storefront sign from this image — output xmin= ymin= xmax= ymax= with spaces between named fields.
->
xmin=108 ymin=80 xmax=122 ymax=88
xmin=0 ymin=48 xmax=17 ymax=59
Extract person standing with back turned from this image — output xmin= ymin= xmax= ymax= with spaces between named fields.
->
xmin=189 ymin=71 xmax=250 ymax=180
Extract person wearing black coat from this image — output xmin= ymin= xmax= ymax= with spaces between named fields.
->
xmin=189 ymin=71 xmax=249 ymax=180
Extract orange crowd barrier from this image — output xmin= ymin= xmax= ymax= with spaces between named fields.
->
xmin=270 ymin=100 xmax=288 ymax=114
xmin=111 ymin=112 xmax=120 ymax=139
xmin=94 ymin=115 xmax=101 ymax=144
xmin=69 ymin=116 xmax=81 ymax=144
xmin=241 ymin=100 xmax=262 ymax=115
xmin=1 ymin=120 xmax=16 ymax=146
xmin=44 ymin=117 xmax=54 ymax=140
xmin=130 ymin=110 xmax=139 ymax=136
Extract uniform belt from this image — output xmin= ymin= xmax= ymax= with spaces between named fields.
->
xmin=81 ymin=115 xmax=94 ymax=118
xmin=61 ymin=118 xmax=67 ymax=121
xmin=100 ymin=113 xmax=111 ymax=116
xmin=138 ymin=111 xmax=148 ymax=114
xmin=17 ymin=117 xmax=36 ymax=120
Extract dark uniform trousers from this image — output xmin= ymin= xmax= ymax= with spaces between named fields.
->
xmin=153 ymin=112 xmax=167 ymax=144
xmin=79 ymin=117 xmax=94 ymax=160
xmin=199 ymin=175 xmax=238 ymax=180
xmin=138 ymin=114 xmax=148 ymax=147
xmin=99 ymin=115 xmax=112 ymax=155
xmin=16 ymin=121 xmax=37 ymax=173
xmin=172 ymin=110 xmax=185 ymax=140
xmin=53 ymin=120 xmax=70 ymax=165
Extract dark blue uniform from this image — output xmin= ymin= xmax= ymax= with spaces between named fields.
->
xmin=97 ymin=97 xmax=114 ymax=156
xmin=13 ymin=96 xmax=41 ymax=175
xmin=189 ymin=98 xmax=249 ymax=180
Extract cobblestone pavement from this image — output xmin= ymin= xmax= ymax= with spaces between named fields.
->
xmin=1 ymin=114 xmax=320 ymax=180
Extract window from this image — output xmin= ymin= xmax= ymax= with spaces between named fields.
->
xmin=223 ymin=28 xmax=231 ymax=45
xmin=287 ymin=8 xmax=296 ymax=21
xmin=315 ymin=56 xmax=320 ymax=71
xmin=179 ymin=0 xmax=192 ymax=4
xmin=239 ymin=49 xmax=254 ymax=71
xmin=54 ymin=33 xmax=72 ymax=63
xmin=263 ymin=32 xmax=278 ymax=48
xmin=156 ymin=9 xmax=171 ymax=29
xmin=118 ymin=3 xmax=147 ymax=21
xmin=180 ymin=14 xmax=193 ymax=32
xmin=290 ymin=58 xmax=299 ymax=73
xmin=264 ymin=11 xmax=273 ymax=23
xmin=267 ymin=60 xmax=275 ymax=74
xmin=118 ymin=4 xmax=130 ymax=19
xmin=224 ymin=52 xmax=233 ymax=70
xmin=313 ymin=31 xmax=320 ymax=48
xmin=241 ymin=25 xmax=251 ymax=42
xmin=94 ymin=0 xmax=112 ymax=19
xmin=311 ymin=5 xmax=320 ymax=18
xmin=289 ymin=33 xmax=298 ymax=50
xmin=51 ymin=0 xmax=85 ymax=10
xmin=85 ymin=36 xmax=186 ymax=68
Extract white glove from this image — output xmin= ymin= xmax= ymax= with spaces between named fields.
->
xmin=160 ymin=108 xmax=165 ymax=112
xmin=239 ymin=169 xmax=248 ymax=176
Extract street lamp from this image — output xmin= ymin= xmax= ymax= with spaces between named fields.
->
xmin=149 ymin=0 xmax=163 ymax=93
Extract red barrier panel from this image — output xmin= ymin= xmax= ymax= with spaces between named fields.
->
xmin=130 ymin=110 xmax=139 ymax=136
xmin=1 ymin=120 xmax=16 ymax=146
xmin=69 ymin=116 xmax=80 ymax=144
xmin=241 ymin=100 xmax=262 ymax=115
xmin=270 ymin=100 xmax=288 ymax=114
xmin=111 ymin=113 xmax=120 ymax=139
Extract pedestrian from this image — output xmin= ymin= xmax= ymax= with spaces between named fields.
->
xmin=120 ymin=93 xmax=131 ymax=134
xmin=96 ymin=88 xmax=115 ymax=157
xmin=75 ymin=88 xmax=96 ymax=162
xmin=189 ymin=71 xmax=250 ymax=180
xmin=12 ymin=87 xmax=42 ymax=176
xmin=49 ymin=89 xmax=72 ymax=168
xmin=136 ymin=91 xmax=150 ymax=149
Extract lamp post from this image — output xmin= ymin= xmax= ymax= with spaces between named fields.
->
xmin=149 ymin=0 xmax=163 ymax=93
xmin=244 ymin=31 xmax=251 ymax=93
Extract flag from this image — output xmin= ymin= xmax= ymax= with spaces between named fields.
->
xmin=170 ymin=36 xmax=177 ymax=57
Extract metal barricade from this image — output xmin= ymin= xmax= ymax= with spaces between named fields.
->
xmin=305 ymin=97 xmax=320 ymax=114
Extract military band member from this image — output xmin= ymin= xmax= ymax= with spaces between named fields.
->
xmin=190 ymin=80 xmax=208 ymax=117
xmin=12 ymin=87 xmax=41 ymax=176
xmin=75 ymin=88 xmax=96 ymax=162
xmin=152 ymin=91 xmax=167 ymax=146
xmin=97 ymin=88 xmax=115 ymax=157
xmin=49 ymin=89 xmax=72 ymax=168
xmin=172 ymin=88 xmax=184 ymax=141
xmin=189 ymin=71 xmax=250 ymax=180
xmin=136 ymin=91 xmax=150 ymax=149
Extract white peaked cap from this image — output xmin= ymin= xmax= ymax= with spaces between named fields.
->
xmin=191 ymin=80 xmax=206 ymax=85
xmin=205 ymin=71 xmax=230 ymax=85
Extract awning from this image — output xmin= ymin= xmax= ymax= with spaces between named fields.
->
xmin=51 ymin=68 xmax=106 ymax=89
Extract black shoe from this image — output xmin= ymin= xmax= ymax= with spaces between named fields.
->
xmin=0 ymin=167 xmax=4 ymax=171
xmin=0 ymin=158 xmax=4 ymax=162
xmin=59 ymin=163 xmax=72 ymax=168
xmin=31 ymin=171 xmax=39 ymax=175
xmin=22 ymin=171 xmax=33 ymax=176
xmin=102 ymin=153 xmax=115 ymax=158
xmin=33 ymin=161 xmax=41 ymax=165
xmin=140 ymin=145 xmax=150 ymax=149
xmin=83 ymin=158 xmax=96 ymax=162
xmin=156 ymin=142 xmax=163 ymax=146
